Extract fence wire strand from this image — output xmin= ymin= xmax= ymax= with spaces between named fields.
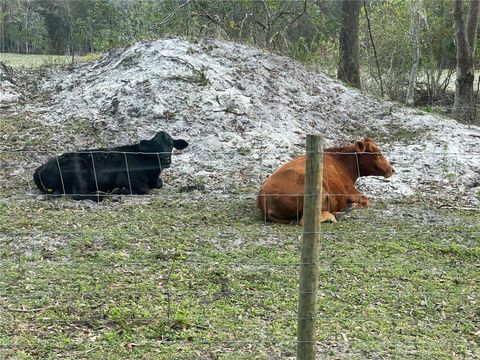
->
xmin=1 ymin=145 xmax=480 ymax=357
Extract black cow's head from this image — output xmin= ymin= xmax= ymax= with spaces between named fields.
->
xmin=139 ymin=131 xmax=188 ymax=168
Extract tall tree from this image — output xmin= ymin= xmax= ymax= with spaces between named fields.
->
xmin=406 ymin=0 xmax=422 ymax=105
xmin=62 ymin=0 xmax=74 ymax=62
xmin=453 ymin=0 xmax=480 ymax=124
xmin=337 ymin=0 xmax=361 ymax=88
xmin=0 ymin=1 xmax=5 ymax=52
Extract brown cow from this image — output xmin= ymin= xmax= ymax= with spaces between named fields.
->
xmin=257 ymin=138 xmax=395 ymax=224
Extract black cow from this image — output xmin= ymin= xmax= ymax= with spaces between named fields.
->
xmin=33 ymin=131 xmax=188 ymax=201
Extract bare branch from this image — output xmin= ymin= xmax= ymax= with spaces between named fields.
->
xmin=268 ymin=0 xmax=309 ymax=49
xmin=363 ymin=0 xmax=383 ymax=97
xmin=261 ymin=0 xmax=272 ymax=21
xmin=158 ymin=0 xmax=194 ymax=27
xmin=239 ymin=12 xmax=251 ymax=39
xmin=282 ymin=0 xmax=308 ymax=33
xmin=6 ymin=306 xmax=54 ymax=312
xmin=255 ymin=19 xmax=267 ymax=30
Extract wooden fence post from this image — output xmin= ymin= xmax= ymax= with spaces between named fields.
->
xmin=297 ymin=134 xmax=323 ymax=360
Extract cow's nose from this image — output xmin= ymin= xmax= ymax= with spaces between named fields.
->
xmin=391 ymin=166 xmax=396 ymax=173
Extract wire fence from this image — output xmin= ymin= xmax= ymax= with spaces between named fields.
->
xmin=1 ymin=143 xmax=480 ymax=358
xmin=2 ymin=146 xmax=480 ymax=204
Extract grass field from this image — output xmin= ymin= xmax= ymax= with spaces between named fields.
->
xmin=1 ymin=113 xmax=479 ymax=359
xmin=0 ymin=196 xmax=479 ymax=359
xmin=0 ymin=53 xmax=100 ymax=68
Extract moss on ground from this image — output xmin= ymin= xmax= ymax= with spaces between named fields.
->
xmin=0 ymin=195 xmax=479 ymax=359
xmin=0 ymin=53 xmax=100 ymax=68
xmin=1 ymin=113 xmax=479 ymax=358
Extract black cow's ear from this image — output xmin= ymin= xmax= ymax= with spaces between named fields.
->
xmin=355 ymin=140 xmax=366 ymax=152
xmin=173 ymin=139 xmax=188 ymax=150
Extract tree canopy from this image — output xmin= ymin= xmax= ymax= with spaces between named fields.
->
xmin=1 ymin=0 xmax=478 ymax=119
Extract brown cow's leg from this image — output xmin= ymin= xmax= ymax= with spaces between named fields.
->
xmin=346 ymin=194 xmax=370 ymax=209
xmin=320 ymin=211 xmax=337 ymax=223
xmin=299 ymin=212 xmax=336 ymax=225
xmin=358 ymin=195 xmax=370 ymax=208
xmin=354 ymin=195 xmax=370 ymax=208
xmin=267 ymin=214 xmax=294 ymax=224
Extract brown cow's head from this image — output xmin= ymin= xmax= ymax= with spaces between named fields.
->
xmin=355 ymin=138 xmax=395 ymax=178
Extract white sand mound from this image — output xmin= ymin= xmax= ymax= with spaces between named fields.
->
xmin=20 ymin=38 xmax=480 ymax=204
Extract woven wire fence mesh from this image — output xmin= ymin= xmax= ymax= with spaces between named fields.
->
xmin=0 ymin=146 xmax=479 ymax=359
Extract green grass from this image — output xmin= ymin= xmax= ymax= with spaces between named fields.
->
xmin=0 ymin=53 xmax=101 ymax=68
xmin=0 ymin=114 xmax=479 ymax=358
xmin=0 ymin=196 xmax=479 ymax=359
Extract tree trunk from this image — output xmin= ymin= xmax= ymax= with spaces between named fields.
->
xmin=363 ymin=0 xmax=384 ymax=98
xmin=406 ymin=0 xmax=421 ymax=106
xmin=24 ymin=2 xmax=29 ymax=54
xmin=0 ymin=1 xmax=5 ymax=53
xmin=63 ymin=0 xmax=75 ymax=63
xmin=337 ymin=0 xmax=361 ymax=88
xmin=453 ymin=0 xmax=480 ymax=124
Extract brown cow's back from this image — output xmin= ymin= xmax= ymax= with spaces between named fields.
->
xmin=258 ymin=154 xmax=355 ymax=223
xmin=257 ymin=156 xmax=306 ymax=223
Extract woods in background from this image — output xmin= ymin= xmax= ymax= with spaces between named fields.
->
xmin=1 ymin=0 xmax=479 ymax=124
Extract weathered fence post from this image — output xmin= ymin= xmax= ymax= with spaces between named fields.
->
xmin=297 ymin=134 xmax=323 ymax=360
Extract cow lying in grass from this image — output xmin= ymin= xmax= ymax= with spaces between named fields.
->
xmin=33 ymin=131 xmax=188 ymax=201
xmin=257 ymin=137 xmax=395 ymax=224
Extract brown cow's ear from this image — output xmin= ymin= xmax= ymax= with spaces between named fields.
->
xmin=355 ymin=141 xmax=366 ymax=152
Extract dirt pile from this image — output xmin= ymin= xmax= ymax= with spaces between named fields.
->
xmin=7 ymin=38 xmax=480 ymax=204
xmin=0 ymin=62 xmax=24 ymax=105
